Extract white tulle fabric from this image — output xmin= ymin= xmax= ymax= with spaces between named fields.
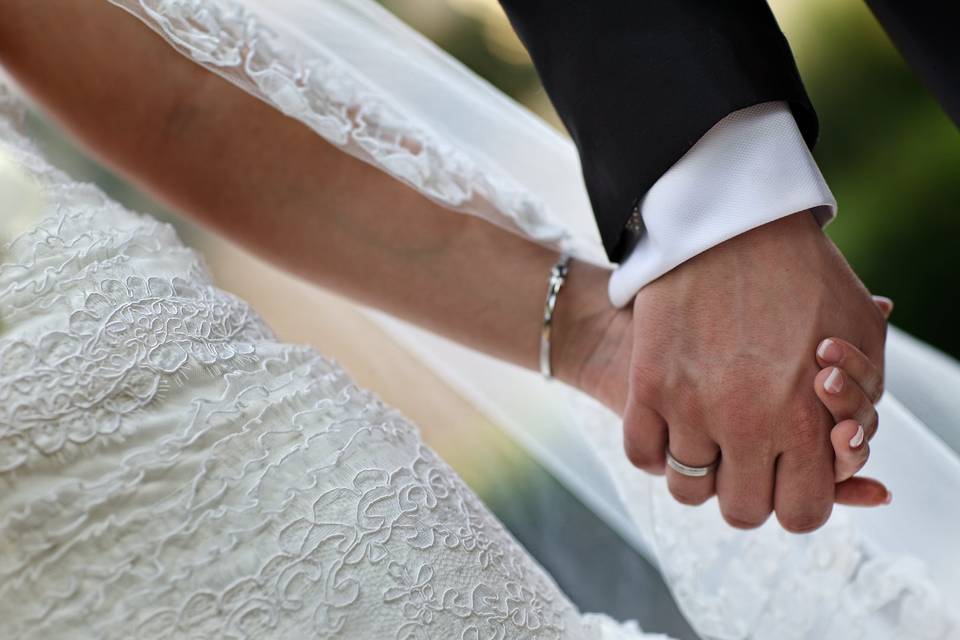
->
xmin=107 ymin=0 xmax=606 ymax=261
xmin=0 ymin=85 xmax=661 ymax=639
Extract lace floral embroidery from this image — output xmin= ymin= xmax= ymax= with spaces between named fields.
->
xmin=0 ymin=273 xmax=269 ymax=472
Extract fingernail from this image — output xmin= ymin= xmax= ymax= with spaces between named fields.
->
xmin=875 ymin=296 xmax=895 ymax=316
xmin=849 ymin=424 xmax=864 ymax=449
xmin=883 ymin=491 xmax=893 ymax=505
xmin=817 ymin=339 xmax=843 ymax=363
xmin=824 ymin=367 xmax=844 ymax=394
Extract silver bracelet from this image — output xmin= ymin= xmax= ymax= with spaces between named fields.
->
xmin=540 ymin=254 xmax=572 ymax=379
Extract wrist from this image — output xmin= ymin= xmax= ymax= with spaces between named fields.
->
xmin=662 ymin=209 xmax=828 ymax=282
xmin=733 ymin=209 xmax=831 ymax=261
xmin=550 ymin=260 xmax=631 ymax=407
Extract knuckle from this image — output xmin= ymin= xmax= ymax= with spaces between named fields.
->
xmin=670 ymin=485 xmax=710 ymax=506
xmin=785 ymin=422 xmax=823 ymax=453
xmin=866 ymin=410 xmax=880 ymax=438
xmin=715 ymin=410 xmax=768 ymax=446
xmin=721 ymin=419 xmax=761 ymax=443
xmin=789 ymin=405 xmax=832 ymax=447
xmin=628 ymin=364 xmax=662 ymax=404
xmin=794 ymin=396 xmax=828 ymax=425
xmin=778 ymin=507 xmax=831 ymax=534
xmin=623 ymin=441 xmax=647 ymax=468
xmin=869 ymin=302 xmax=887 ymax=333
xmin=721 ymin=510 xmax=768 ymax=530
xmin=876 ymin=311 xmax=888 ymax=335
xmin=838 ymin=450 xmax=868 ymax=482
xmin=623 ymin=438 xmax=663 ymax=472
xmin=872 ymin=380 xmax=885 ymax=403
xmin=862 ymin=367 xmax=884 ymax=403
xmin=852 ymin=452 xmax=869 ymax=475
xmin=856 ymin=397 xmax=876 ymax=424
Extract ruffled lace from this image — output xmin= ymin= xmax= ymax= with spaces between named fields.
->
xmin=109 ymin=0 xmax=575 ymax=251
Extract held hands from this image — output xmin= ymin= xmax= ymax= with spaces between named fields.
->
xmin=574 ymin=211 xmax=891 ymax=533
xmin=816 ymin=329 xmax=891 ymax=490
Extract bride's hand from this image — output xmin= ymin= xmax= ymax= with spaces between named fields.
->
xmin=815 ymin=296 xmax=894 ymax=505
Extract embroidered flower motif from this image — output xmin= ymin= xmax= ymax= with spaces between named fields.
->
xmin=0 ymin=255 xmax=271 ymax=472
xmin=384 ymin=562 xmax=438 ymax=625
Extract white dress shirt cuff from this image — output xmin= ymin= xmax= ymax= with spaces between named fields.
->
xmin=608 ymin=101 xmax=836 ymax=307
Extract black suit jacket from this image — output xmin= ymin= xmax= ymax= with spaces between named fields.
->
xmin=499 ymin=0 xmax=959 ymax=263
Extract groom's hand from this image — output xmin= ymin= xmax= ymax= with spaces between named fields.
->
xmin=622 ymin=211 xmax=886 ymax=532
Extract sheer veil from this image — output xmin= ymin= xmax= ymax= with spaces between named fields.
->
xmin=107 ymin=1 xmax=960 ymax=637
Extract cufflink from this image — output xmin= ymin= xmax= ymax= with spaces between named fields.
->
xmin=611 ymin=201 xmax=644 ymax=263
xmin=625 ymin=202 xmax=643 ymax=235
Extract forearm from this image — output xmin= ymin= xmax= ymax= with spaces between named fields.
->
xmin=0 ymin=0 xmax=620 ymax=386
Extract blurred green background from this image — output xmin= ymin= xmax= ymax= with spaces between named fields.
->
xmin=381 ymin=0 xmax=960 ymax=359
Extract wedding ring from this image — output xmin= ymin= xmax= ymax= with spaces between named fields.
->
xmin=665 ymin=448 xmax=718 ymax=477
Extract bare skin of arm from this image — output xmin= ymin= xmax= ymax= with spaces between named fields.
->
xmin=0 ymin=1 xmax=890 ymax=524
xmin=0 ymin=0 xmax=622 ymax=396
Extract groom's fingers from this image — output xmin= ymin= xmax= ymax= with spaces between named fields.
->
xmin=774 ymin=435 xmax=835 ymax=534
xmin=714 ymin=442 xmax=774 ymax=529
xmin=665 ymin=425 xmax=718 ymax=506
xmin=622 ymin=401 xmax=668 ymax=475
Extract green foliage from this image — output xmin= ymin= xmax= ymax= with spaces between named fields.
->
xmin=801 ymin=4 xmax=960 ymax=358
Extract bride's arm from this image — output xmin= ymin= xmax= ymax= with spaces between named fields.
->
xmin=0 ymin=0 xmax=630 ymax=409
xmin=1 ymin=1 xmax=893 ymax=510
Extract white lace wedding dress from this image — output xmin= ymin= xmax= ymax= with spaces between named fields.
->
xmin=0 ymin=82 xmax=657 ymax=640
xmin=1 ymin=1 xmax=959 ymax=639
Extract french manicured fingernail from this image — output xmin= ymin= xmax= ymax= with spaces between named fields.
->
xmin=824 ymin=367 xmax=844 ymax=394
xmin=883 ymin=491 xmax=893 ymax=505
xmin=875 ymin=296 xmax=894 ymax=315
xmin=817 ymin=339 xmax=842 ymax=363
xmin=849 ymin=424 xmax=865 ymax=449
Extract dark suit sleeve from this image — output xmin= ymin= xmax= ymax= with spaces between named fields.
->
xmin=498 ymin=0 xmax=817 ymax=262
xmin=866 ymin=0 xmax=960 ymax=128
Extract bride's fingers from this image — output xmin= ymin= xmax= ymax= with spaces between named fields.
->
xmin=815 ymin=367 xmax=880 ymax=443
xmin=873 ymin=295 xmax=894 ymax=319
xmin=834 ymin=476 xmax=892 ymax=507
xmin=830 ymin=419 xmax=870 ymax=482
xmin=816 ymin=337 xmax=884 ymax=403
